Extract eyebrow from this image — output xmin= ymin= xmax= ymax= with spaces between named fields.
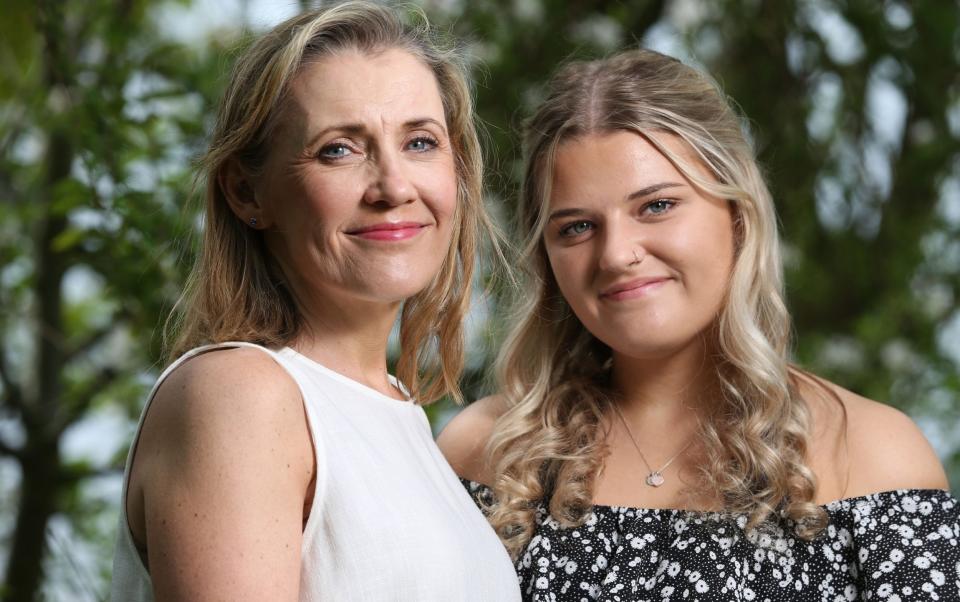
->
xmin=305 ymin=117 xmax=448 ymax=149
xmin=548 ymin=182 xmax=685 ymax=221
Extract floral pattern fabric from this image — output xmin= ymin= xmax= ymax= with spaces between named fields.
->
xmin=463 ymin=480 xmax=960 ymax=601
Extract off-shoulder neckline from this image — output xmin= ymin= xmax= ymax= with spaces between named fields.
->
xmin=460 ymin=478 xmax=955 ymax=516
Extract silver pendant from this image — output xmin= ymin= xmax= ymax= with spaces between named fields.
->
xmin=645 ymin=472 xmax=665 ymax=487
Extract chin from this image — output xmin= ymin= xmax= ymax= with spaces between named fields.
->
xmin=362 ymin=275 xmax=438 ymax=304
xmin=599 ymin=329 xmax=707 ymax=361
xmin=611 ymin=343 xmax=683 ymax=361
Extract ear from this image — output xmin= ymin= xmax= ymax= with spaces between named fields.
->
xmin=219 ymin=158 xmax=270 ymax=229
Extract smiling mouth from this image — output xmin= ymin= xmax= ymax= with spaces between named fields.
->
xmin=345 ymin=222 xmax=429 ymax=241
xmin=599 ymin=277 xmax=671 ymax=301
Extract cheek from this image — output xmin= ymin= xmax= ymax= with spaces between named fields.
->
xmin=546 ymin=250 xmax=594 ymax=311
xmin=675 ymin=227 xmax=735 ymax=312
xmin=702 ymin=220 xmax=736 ymax=283
xmin=427 ymin=168 xmax=459 ymax=228
xmin=273 ymin=174 xmax=354 ymax=235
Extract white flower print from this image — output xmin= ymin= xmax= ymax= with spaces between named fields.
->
xmin=461 ymin=480 xmax=960 ymax=602
xmin=667 ymin=562 xmax=681 ymax=578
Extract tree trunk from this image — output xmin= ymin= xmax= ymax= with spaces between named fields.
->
xmin=2 ymin=447 xmax=62 ymax=602
xmin=1 ymin=23 xmax=73 ymax=590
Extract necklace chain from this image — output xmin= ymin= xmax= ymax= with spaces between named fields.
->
xmin=611 ymin=402 xmax=695 ymax=488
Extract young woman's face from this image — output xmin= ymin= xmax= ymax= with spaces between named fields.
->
xmin=256 ymin=48 xmax=458 ymax=308
xmin=543 ymin=130 xmax=736 ymax=360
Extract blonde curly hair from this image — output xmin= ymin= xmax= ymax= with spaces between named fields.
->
xmin=485 ymin=48 xmax=830 ymax=558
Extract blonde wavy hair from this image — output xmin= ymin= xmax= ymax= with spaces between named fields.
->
xmin=485 ymin=48 xmax=830 ymax=558
xmin=166 ymin=1 xmax=490 ymax=404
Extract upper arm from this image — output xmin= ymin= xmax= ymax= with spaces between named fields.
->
xmin=436 ymin=395 xmax=507 ymax=485
xmin=844 ymin=394 xmax=948 ymax=494
xmin=133 ymin=348 xmax=313 ymax=601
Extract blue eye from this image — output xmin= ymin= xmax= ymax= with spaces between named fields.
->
xmin=318 ymin=143 xmax=353 ymax=160
xmin=559 ymin=220 xmax=593 ymax=237
xmin=645 ymin=199 xmax=675 ymax=215
xmin=407 ymin=136 xmax=438 ymax=152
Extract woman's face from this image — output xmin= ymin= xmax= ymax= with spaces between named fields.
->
xmin=543 ymin=130 xmax=735 ymax=360
xmin=255 ymin=48 xmax=458 ymax=308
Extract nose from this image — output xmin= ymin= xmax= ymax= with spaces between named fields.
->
xmin=362 ymin=151 xmax=416 ymax=207
xmin=597 ymin=221 xmax=645 ymax=272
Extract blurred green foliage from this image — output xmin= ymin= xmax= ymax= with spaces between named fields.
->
xmin=0 ymin=0 xmax=958 ymax=599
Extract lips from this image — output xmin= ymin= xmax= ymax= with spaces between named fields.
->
xmin=345 ymin=221 xmax=428 ymax=241
xmin=599 ymin=276 xmax=671 ymax=301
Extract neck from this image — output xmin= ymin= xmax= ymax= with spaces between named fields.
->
xmin=610 ymin=337 xmax=719 ymax=425
xmin=291 ymin=291 xmax=402 ymax=399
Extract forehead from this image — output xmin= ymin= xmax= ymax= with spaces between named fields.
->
xmin=549 ymin=131 xmax=698 ymax=205
xmin=279 ymin=48 xmax=446 ymax=143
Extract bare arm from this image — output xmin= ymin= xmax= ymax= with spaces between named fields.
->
xmin=843 ymin=391 xmax=949 ymax=494
xmin=436 ymin=395 xmax=507 ymax=486
xmin=800 ymin=373 xmax=949 ymax=501
xmin=129 ymin=348 xmax=314 ymax=601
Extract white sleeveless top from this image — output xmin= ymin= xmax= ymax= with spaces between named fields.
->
xmin=110 ymin=342 xmax=520 ymax=601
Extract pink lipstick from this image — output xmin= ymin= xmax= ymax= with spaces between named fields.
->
xmin=600 ymin=277 xmax=670 ymax=301
xmin=346 ymin=222 xmax=427 ymax=241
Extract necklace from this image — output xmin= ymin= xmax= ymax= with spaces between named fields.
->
xmin=611 ymin=402 xmax=695 ymax=488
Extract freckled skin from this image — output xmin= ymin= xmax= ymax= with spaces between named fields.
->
xmin=127 ymin=49 xmax=461 ymax=601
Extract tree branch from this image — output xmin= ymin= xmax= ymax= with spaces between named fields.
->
xmin=0 ymin=349 xmax=24 ymax=412
xmin=60 ymin=460 xmax=122 ymax=485
xmin=0 ymin=435 xmax=22 ymax=461
xmin=63 ymin=312 xmax=129 ymax=365
xmin=51 ymin=365 xmax=120 ymax=435
xmin=0 ymin=112 xmax=29 ymax=162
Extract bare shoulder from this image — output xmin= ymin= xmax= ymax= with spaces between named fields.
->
xmin=841 ymin=386 xmax=947 ymax=493
xmin=436 ymin=394 xmax=509 ymax=485
xmin=799 ymin=372 xmax=948 ymax=499
xmin=130 ymin=346 xmax=311 ymax=599
xmin=133 ymin=345 xmax=312 ymax=504
xmin=147 ymin=346 xmax=304 ymax=447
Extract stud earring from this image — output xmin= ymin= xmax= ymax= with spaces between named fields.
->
xmin=249 ymin=217 xmax=258 ymax=227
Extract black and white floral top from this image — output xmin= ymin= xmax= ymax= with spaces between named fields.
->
xmin=463 ymin=480 xmax=960 ymax=601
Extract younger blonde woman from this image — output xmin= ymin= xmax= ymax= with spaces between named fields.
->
xmin=440 ymin=48 xmax=959 ymax=601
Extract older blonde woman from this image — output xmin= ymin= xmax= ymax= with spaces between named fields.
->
xmin=110 ymin=3 xmax=520 ymax=601
xmin=440 ymin=48 xmax=959 ymax=601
